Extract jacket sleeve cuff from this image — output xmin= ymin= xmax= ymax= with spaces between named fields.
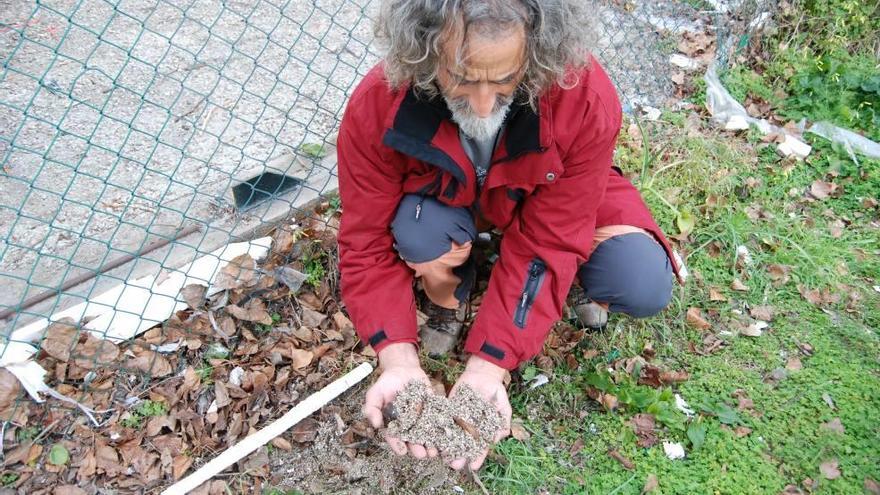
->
xmin=463 ymin=329 xmax=522 ymax=371
xmin=358 ymin=322 xmax=419 ymax=355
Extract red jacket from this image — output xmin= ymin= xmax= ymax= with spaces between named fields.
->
xmin=337 ymin=59 xmax=677 ymax=370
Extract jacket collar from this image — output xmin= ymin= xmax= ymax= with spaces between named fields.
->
xmin=381 ymin=86 xmax=548 ymax=178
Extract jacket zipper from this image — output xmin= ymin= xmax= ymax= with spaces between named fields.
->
xmin=514 ymin=258 xmax=546 ymax=329
xmin=414 ymin=196 xmax=425 ymax=221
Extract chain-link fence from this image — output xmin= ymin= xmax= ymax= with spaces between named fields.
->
xmin=0 ymin=0 xmax=763 ymax=490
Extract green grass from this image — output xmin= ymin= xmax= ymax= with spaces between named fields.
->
xmin=475 ymin=111 xmax=880 ymax=494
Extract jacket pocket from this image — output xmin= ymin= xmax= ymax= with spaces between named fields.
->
xmin=514 ymin=258 xmax=546 ymax=329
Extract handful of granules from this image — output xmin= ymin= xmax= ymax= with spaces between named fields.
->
xmin=385 ymin=380 xmax=502 ymax=461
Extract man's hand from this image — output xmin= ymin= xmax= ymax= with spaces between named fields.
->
xmin=446 ymin=355 xmax=512 ymax=471
xmin=363 ymin=343 xmax=438 ymax=459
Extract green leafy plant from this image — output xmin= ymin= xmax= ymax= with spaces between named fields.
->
xmin=303 ymin=251 xmax=326 ymax=289
xmin=0 ymin=472 xmax=18 ymax=487
xmin=47 ymin=443 xmax=70 ymax=466
xmin=299 ymin=143 xmax=327 ymax=159
xmin=195 ymin=363 xmax=214 ymax=385
xmin=578 ymin=369 xmax=686 ymax=431
xmin=121 ymin=400 xmax=169 ymax=429
xmin=15 ymin=426 xmax=39 ymax=443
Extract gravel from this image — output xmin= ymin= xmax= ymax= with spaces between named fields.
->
xmin=387 ymin=380 xmax=502 ymax=462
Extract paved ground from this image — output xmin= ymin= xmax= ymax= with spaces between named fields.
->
xmin=0 ymin=0 xmax=716 ymax=332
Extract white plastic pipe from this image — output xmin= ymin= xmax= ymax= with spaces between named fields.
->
xmin=162 ymin=362 xmax=374 ymax=495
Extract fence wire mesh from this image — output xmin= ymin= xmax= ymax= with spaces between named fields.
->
xmin=0 ymin=0 xmax=763 ymax=490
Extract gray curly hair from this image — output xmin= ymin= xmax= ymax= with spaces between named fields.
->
xmin=374 ymin=0 xmax=595 ymax=107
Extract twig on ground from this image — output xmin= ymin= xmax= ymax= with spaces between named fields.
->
xmin=468 ymin=467 xmax=491 ymax=495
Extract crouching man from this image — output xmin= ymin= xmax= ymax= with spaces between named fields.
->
xmin=336 ymin=0 xmax=681 ymax=470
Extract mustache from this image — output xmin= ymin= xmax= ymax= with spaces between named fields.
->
xmin=445 ymin=94 xmax=515 ymax=117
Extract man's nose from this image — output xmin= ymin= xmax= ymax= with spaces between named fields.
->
xmin=470 ymin=84 xmax=495 ymax=118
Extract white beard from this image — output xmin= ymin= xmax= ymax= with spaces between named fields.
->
xmin=444 ymin=95 xmax=513 ymax=141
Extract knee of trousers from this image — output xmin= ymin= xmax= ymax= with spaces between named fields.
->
xmin=391 ymin=194 xmax=476 ymax=264
xmin=578 ymin=232 xmax=673 ymax=318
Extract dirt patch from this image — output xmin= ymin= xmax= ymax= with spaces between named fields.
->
xmin=269 ymin=385 xmax=470 ymax=495
xmin=387 ymin=381 xmax=501 ymax=462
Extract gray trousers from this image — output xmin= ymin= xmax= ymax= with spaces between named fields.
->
xmin=392 ymin=194 xmax=673 ymax=318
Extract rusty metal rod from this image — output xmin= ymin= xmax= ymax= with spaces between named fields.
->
xmin=0 ymin=224 xmax=202 ymax=322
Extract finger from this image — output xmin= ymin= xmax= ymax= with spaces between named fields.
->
xmin=363 ymin=386 xmax=387 ymax=429
xmin=426 ymin=446 xmax=439 ymax=458
xmin=469 ymin=450 xmax=489 ymax=471
xmin=408 ymin=442 xmax=428 ymax=459
xmin=494 ymin=425 xmax=511 ymax=443
xmin=363 ymin=405 xmax=384 ymax=429
xmin=385 ymin=435 xmax=408 ymax=456
xmin=448 ymin=457 xmax=467 ymax=471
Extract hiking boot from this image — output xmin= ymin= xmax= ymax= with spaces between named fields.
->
xmin=573 ymin=299 xmax=609 ymax=331
xmin=418 ymin=299 xmax=467 ymax=356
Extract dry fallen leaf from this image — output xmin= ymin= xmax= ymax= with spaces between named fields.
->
xmin=292 ymin=418 xmax=320 ymax=443
xmin=686 ymin=307 xmax=712 ymax=330
xmin=41 ymin=319 xmax=80 ymax=362
xmin=820 ymin=459 xmax=841 ymax=480
xmin=226 ymin=299 xmax=272 ymax=324
xmin=172 ymin=455 xmax=193 ymax=481
xmin=53 ymin=486 xmax=87 ymax=495
xmin=569 ymin=437 xmax=585 ymax=456
xmin=809 ymin=180 xmax=840 ymax=200
xmin=288 ymin=348 xmax=314 ymax=369
xmin=786 ymin=357 xmax=803 ymax=371
xmin=73 ymin=334 xmax=119 ymax=370
xmin=180 ymin=284 xmax=208 ymax=309
xmin=271 ymin=436 xmax=293 ymax=451
xmin=629 ymin=414 xmax=657 ymax=448
xmin=128 ymin=349 xmax=173 ymax=377
xmin=731 ymin=279 xmax=749 ymax=292
xmin=660 ymin=370 xmax=690 ymax=384
xmin=583 ymin=349 xmax=600 ymax=360
xmin=213 ymin=253 xmax=259 ymax=290
xmin=709 ymin=288 xmax=728 ymax=302
xmin=734 ymin=426 xmax=752 ymax=438
xmin=821 ymin=418 xmax=845 ymax=435
xmin=608 ymin=449 xmax=635 ymax=470
xmin=0 ymin=368 xmax=22 ymax=412
xmin=828 ymin=219 xmax=846 ymax=238
xmin=601 ymin=393 xmax=619 ymax=411
xmin=510 ymin=419 xmax=530 ymax=441
xmin=740 ymin=325 xmax=762 ymax=338
xmin=643 ymin=474 xmax=659 ymax=493
xmin=749 ymin=305 xmax=775 ymax=321
xmin=768 ymin=264 xmax=791 ymax=286
xmin=301 ymin=307 xmax=328 ymax=328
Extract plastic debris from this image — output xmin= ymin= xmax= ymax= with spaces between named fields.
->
xmin=704 ymin=64 xmax=811 ymax=159
xmin=806 ymin=121 xmax=880 ymax=160
xmin=640 ymin=105 xmax=662 ymax=122
xmin=663 ymin=441 xmax=686 ymax=460
xmin=736 ymin=245 xmax=753 ymax=266
xmin=529 ymin=374 xmax=550 ymax=389
xmin=4 ymin=360 xmax=102 ymax=426
xmin=152 ymin=340 xmax=182 ymax=354
xmin=742 ymin=321 xmax=768 ymax=337
xmin=670 ymin=54 xmax=701 ymax=71
xmin=675 ymin=394 xmax=695 ymax=417
xmin=229 ymin=366 xmax=245 ymax=387
xmin=274 ymin=266 xmax=308 ymax=293
xmin=673 ymin=251 xmax=689 ymax=282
